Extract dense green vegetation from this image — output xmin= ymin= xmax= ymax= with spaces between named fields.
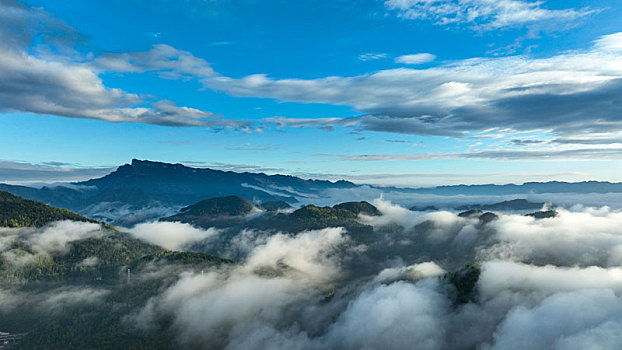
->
xmin=459 ymin=198 xmax=545 ymax=211
xmin=162 ymin=197 xmax=380 ymax=237
xmin=1 ymin=232 xmax=164 ymax=282
xmin=134 ymin=250 xmax=232 ymax=266
xmin=526 ymin=210 xmax=559 ymax=219
xmin=333 ymin=201 xmax=381 ymax=216
xmin=8 ymin=277 xmax=181 ymax=349
xmin=0 ymin=226 xmax=229 ymax=349
xmin=0 ymin=192 xmax=234 ymax=349
xmin=458 ymin=210 xmax=499 ymax=223
xmin=260 ymin=200 xmax=292 ymax=212
xmin=12 ymin=249 xmax=230 ymax=349
xmin=445 ymin=263 xmax=481 ymax=304
xmin=286 ymin=205 xmax=360 ymax=230
xmin=0 ymin=191 xmax=97 ymax=228
xmin=168 ymin=195 xmax=255 ymax=219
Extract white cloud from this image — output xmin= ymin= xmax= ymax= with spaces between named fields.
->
xmin=384 ymin=0 xmax=595 ymax=30
xmin=0 ymin=1 xmax=246 ymax=129
xmin=395 ymin=53 xmax=436 ymax=64
xmin=479 ymin=262 xmax=622 ymax=298
xmin=121 ymin=206 xmax=622 ymax=349
xmin=25 ymin=221 xmax=103 ymax=255
xmin=593 ymin=32 xmax=622 ymax=52
xmin=0 ymin=0 xmax=617 ymax=143
xmin=209 ymin=32 xmax=622 ymax=141
xmin=358 ymin=53 xmax=388 ymax=61
xmin=0 ymin=160 xmax=113 ymax=184
xmin=0 ymin=221 xmax=103 ymax=272
xmin=129 ymin=221 xmax=220 ymax=251
xmin=478 ymin=208 xmax=622 ymax=266
xmin=94 ymin=44 xmax=215 ymax=79
xmin=128 ymin=228 xmax=353 ymax=346
xmin=41 ymin=288 xmax=110 ymax=311
xmin=488 ymin=288 xmax=622 ymax=350
xmin=321 ymin=280 xmax=449 ymax=350
xmin=373 ymin=261 xmax=446 ymax=283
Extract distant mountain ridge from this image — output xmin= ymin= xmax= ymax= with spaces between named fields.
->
xmin=396 ymin=180 xmax=622 ymax=196
xmin=1 ymin=159 xmax=622 ymax=225
xmin=457 ymin=199 xmax=546 ymax=211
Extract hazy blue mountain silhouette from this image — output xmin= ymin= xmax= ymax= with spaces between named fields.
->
xmin=2 ymin=159 xmax=622 ymax=224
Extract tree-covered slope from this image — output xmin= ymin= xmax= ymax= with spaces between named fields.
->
xmin=333 ymin=201 xmax=381 ymax=216
xmin=162 ymin=198 xmax=380 ymax=235
xmin=0 ymin=207 xmax=230 ymax=349
xmin=172 ymin=195 xmax=255 ymax=218
xmin=0 ymin=190 xmax=98 ymax=227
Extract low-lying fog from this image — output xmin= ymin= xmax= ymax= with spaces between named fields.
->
xmin=122 ymin=199 xmax=622 ymax=349
xmin=4 ymin=199 xmax=622 ymax=349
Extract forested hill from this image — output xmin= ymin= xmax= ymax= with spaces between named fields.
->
xmin=0 ymin=190 xmax=98 ymax=227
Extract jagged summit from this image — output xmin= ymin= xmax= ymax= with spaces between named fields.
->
xmin=93 ymin=159 xmax=356 ymax=188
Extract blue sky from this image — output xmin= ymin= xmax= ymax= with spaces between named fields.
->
xmin=2 ymin=0 xmax=622 ymax=186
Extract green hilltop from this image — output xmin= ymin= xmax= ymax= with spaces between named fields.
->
xmin=0 ymin=190 xmax=98 ymax=228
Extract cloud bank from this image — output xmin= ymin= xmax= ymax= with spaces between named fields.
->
xmin=0 ymin=0 xmax=245 ymax=129
xmin=209 ymin=32 xmax=622 ymax=140
xmin=116 ymin=202 xmax=622 ymax=349
xmin=4 ymin=204 xmax=622 ymax=349
xmin=2 ymin=0 xmax=621 ymax=150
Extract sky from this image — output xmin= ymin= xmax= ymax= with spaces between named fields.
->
xmin=1 ymin=0 xmax=622 ymax=187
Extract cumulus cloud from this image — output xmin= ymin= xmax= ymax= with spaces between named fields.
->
xmin=0 ymin=285 xmax=110 ymax=318
xmin=359 ymin=196 xmax=425 ymax=228
xmin=479 ymin=262 xmax=622 ymax=299
xmin=129 ymin=221 xmax=221 ymax=251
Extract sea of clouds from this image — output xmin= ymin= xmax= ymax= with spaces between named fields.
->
xmin=3 ymin=201 xmax=622 ymax=349
xmin=114 ymin=199 xmax=622 ymax=349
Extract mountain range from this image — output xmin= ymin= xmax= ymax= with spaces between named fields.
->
xmin=0 ymin=159 xmax=356 ymax=224
xmin=2 ymin=159 xmax=622 ymax=225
